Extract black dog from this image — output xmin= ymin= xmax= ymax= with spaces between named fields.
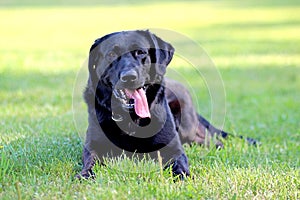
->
xmin=77 ymin=30 xmax=257 ymax=179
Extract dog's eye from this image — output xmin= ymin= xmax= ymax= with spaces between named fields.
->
xmin=108 ymin=51 xmax=116 ymax=57
xmin=106 ymin=51 xmax=118 ymax=61
xmin=135 ymin=49 xmax=147 ymax=58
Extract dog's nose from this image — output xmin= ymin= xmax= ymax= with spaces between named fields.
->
xmin=120 ymin=70 xmax=138 ymax=83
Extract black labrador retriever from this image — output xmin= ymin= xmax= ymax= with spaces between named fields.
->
xmin=77 ymin=30 xmax=257 ymax=179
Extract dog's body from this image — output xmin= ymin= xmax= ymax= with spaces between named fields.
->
xmin=77 ymin=30 xmax=255 ymax=179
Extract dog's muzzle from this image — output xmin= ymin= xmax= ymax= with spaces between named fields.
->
xmin=112 ymin=86 xmax=151 ymax=119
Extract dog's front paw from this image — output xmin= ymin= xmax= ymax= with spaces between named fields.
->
xmin=171 ymin=154 xmax=190 ymax=180
xmin=75 ymin=170 xmax=96 ymax=181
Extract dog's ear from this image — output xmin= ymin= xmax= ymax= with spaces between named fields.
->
xmin=88 ymin=38 xmax=102 ymax=89
xmin=88 ymin=32 xmax=121 ymax=89
xmin=146 ymin=31 xmax=175 ymax=83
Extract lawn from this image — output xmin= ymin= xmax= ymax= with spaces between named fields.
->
xmin=0 ymin=0 xmax=299 ymax=199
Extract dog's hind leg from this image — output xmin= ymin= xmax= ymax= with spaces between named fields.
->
xmin=197 ymin=114 xmax=259 ymax=146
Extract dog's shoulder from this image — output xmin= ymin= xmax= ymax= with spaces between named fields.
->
xmin=83 ymin=84 xmax=95 ymax=106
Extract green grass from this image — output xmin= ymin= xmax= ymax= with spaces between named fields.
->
xmin=1 ymin=1 xmax=300 ymax=199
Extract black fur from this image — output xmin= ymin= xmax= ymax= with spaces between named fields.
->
xmin=76 ymin=30 xmax=258 ymax=180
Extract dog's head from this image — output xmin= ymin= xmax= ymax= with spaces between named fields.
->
xmin=88 ymin=30 xmax=174 ymax=119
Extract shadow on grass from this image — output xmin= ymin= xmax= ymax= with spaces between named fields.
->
xmin=1 ymin=134 xmax=83 ymax=180
xmin=0 ymin=69 xmax=77 ymax=93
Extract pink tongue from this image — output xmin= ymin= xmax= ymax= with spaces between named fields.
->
xmin=125 ymin=88 xmax=151 ymax=118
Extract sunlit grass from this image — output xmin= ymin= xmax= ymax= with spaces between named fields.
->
xmin=0 ymin=1 xmax=300 ymax=199
xmin=214 ymin=54 xmax=300 ymax=68
xmin=1 ymin=2 xmax=299 ymax=51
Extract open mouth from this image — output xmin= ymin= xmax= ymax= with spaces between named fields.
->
xmin=113 ymin=86 xmax=151 ymax=119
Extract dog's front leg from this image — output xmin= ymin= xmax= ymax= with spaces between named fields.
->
xmin=170 ymin=153 xmax=190 ymax=179
xmin=158 ymin=130 xmax=191 ymax=179
xmin=155 ymin=102 xmax=191 ymax=179
xmin=76 ymin=147 xmax=96 ymax=180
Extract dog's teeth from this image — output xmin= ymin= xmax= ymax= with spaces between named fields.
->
xmin=120 ymin=90 xmax=126 ymax=99
xmin=121 ymin=99 xmax=126 ymax=104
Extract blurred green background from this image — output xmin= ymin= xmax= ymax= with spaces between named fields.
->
xmin=0 ymin=0 xmax=299 ymax=199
